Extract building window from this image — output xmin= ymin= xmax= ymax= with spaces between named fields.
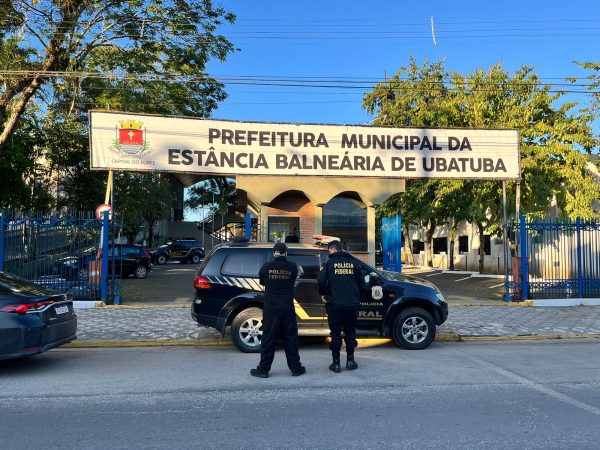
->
xmin=412 ymin=240 xmax=425 ymax=253
xmin=322 ymin=196 xmax=367 ymax=252
xmin=433 ymin=237 xmax=447 ymax=254
xmin=268 ymin=216 xmax=299 ymax=243
xmin=458 ymin=236 xmax=469 ymax=253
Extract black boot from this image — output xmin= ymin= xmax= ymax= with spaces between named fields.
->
xmin=346 ymin=354 xmax=358 ymax=370
xmin=291 ymin=366 xmax=306 ymax=377
xmin=250 ymin=368 xmax=269 ymax=378
xmin=329 ymin=357 xmax=341 ymax=373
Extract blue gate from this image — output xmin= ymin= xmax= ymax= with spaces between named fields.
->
xmin=382 ymin=214 xmax=402 ymax=272
xmin=0 ymin=210 xmax=118 ymax=301
xmin=507 ymin=216 xmax=600 ymax=300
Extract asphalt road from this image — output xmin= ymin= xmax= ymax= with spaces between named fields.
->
xmin=2 ymin=340 xmax=600 ymax=449
xmin=120 ymin=263 xmax=505 ymax=306
xmin=119 ymin=262 xmax=196 ymax=305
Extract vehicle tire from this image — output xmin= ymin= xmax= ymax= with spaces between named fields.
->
xmin=231 ymin=307 xmax=263 ymax=353
xmin=391 ymin=307 xmax=436 ymax=350
xmin=156 ymin=254 xmax=167 ymax=265
xmin=191 ymin=254 xmax=202 ymax=265
xmin=134 ymin=265 xmax=148 ymax=279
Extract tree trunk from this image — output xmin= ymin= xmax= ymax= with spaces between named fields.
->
xmin=448 ymin=218 xmax=456 ymax=271
xmin=478 ymin=222 xmax=485 ymax=273
xmin=147 ymin=219 xmax=155 ymax=248
xmin=425 ymin=222 xmax=436 ymax=267
xmin=0 ymin=75 xmax=46 ymax=150
xmin=402 ymin=224 xmax=415 ymax=265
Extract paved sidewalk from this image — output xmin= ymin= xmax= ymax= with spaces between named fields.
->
xmin=71 ymin=305 xmax=600 ymax=345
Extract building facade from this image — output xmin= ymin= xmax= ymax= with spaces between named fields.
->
xmin=237 ymin=176 xmax=405 ymax=265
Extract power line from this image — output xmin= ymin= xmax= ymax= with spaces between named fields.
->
xmin=1 ymin=70 xmax=598 ymax=94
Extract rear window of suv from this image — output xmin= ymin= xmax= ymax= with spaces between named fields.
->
xmin=221 ymin=252 xmax=269 ymax=276
xmin=287 ymin=253 xmax=323 ymax=279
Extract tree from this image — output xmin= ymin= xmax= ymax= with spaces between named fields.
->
xmin=0 ymin=0 xmax=235 ymax=150
xmin=113 ymin=172 xmax=171 ymax=245
xmin=185 ymin=177 xmax=236 ymax=217
xmin=365 ymin=58 xmax=599 ymax=272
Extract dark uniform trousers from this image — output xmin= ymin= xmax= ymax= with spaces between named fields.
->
xmin=257 ymin=308 xmax=302 ymax=372
xmin=326 ymin=303 xmax=358 ymax=358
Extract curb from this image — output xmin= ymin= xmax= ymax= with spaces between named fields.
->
xmin=65 ymin=338 xmax=230 ymax=348
xmin=436 ymin=332 xmax=600 ymax=342
xmin=91 ymin=303 xmax=189 ymax=309
xmin=64 ymin=333 xmax=600 ymax=349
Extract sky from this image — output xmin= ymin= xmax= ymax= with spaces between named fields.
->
xmin=188 ymin=0 xmax=600 ymax=220
xmin=206 ymin=0 xmax=600 ymax=125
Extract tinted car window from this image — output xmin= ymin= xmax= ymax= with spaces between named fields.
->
xmin=107 ymin=246 xmax=121 ymax=257
xmin=287 ymin=254 xmax=321 ymax=279
xmin=122 ymin=247 xmax=141 ymax=258
xmin=221 ymin=252 xmax=268 ymax=276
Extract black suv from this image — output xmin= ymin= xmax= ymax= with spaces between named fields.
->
xmin=55 ymin=244 xmax=152 ymax=280
xmin=151 ymin=240 xmax=205 ymax=265
xmin=191 ymin=242 xmax=448 ymax=353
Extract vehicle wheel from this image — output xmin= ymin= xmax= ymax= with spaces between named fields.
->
xmin=156 ymin=255 xmax=167 ymax=265
xmin=231 ymin=307 xmax=263 ymax=353
xmin=191 ymin=254 xmax=202 ymax=265
xmin=134 ymin=265 xmax=148 ymax=279
xmin=392 ymin=307 xmax=436 ymax=350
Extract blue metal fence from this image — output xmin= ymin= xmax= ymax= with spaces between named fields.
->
xmin=0 ymin=210 xmax=118 ymax=301
xmin=507 ymin=217 xmax=600 ymax=300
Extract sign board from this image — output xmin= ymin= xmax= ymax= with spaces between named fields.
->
xmin=95 ymin=204 xmax=112 ymax=221
xmin=89 ymin=111 xmax=520 ymax=180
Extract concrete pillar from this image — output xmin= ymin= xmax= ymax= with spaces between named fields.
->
xmin=314 ymin=204 xmax=323 ymax=236
xmin=259 ymin=203 xmax=269 ymax=242
xmin=367 ymin=205 xmax=376 ymax=266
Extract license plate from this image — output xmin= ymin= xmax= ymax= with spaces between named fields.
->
xmin=55 ymin=304 xmax=69 ymax=315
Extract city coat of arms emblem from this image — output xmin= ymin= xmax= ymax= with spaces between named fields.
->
xmin=110 ymin=119 xmax=150 ymax=156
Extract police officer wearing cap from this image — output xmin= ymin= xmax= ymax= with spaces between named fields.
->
xmin=318 ymin=240 xmax=366 ymax=373
xmin=251 ymin=242 xmax=306 ymax=378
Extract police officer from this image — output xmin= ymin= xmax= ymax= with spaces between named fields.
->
xmin=317 ymin=240 xmax=366 ymax=373
xmin=251 ymin=243 xmax=306 ymax=378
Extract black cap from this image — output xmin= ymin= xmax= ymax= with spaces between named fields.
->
xmin=273 ymin=242 xmax=287 ymax=257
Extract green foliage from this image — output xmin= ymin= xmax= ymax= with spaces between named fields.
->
xmin=114 ymin=172 xmax=171 ymax=244
xmin=185 ymin=177 xmax=236 ymax=216
xmin=0 ymin=116 xmax=36 ymax=208
xmin=367 ymin=58 xmax=599 ymax=231
xmin=368 ymin=58 xmax=599 ymax=270
xmin=0 ymin=0 xmax=236 ymax=212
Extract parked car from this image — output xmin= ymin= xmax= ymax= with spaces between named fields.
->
xmin=55 ymin=244 xmax=152 ymax=280
xmin=191 ymin=242 xmax=448 ymax=353
xmin=0 ymin=271 xmax=77 ymax=360
xmin=151 ymin=240 xmax=205 ymax=265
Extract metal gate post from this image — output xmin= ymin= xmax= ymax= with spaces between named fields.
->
xmin=397 ymin=215 xmax=402 ymax=273
xmin=576 ymin=217 xmax=583 ymax=300
xmin=101 ymin=211 xmax=109 ymax=303
xmin=0 ymin=210 xmax=5 ymax=271
xmin=245 ymin=212 xmax=251 ymax=239
xmin=520 ymin=215 xmax=529 ymax=301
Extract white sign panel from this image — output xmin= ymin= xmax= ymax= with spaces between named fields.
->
xmin=89 ymin=111 xmax=520 ymax=179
